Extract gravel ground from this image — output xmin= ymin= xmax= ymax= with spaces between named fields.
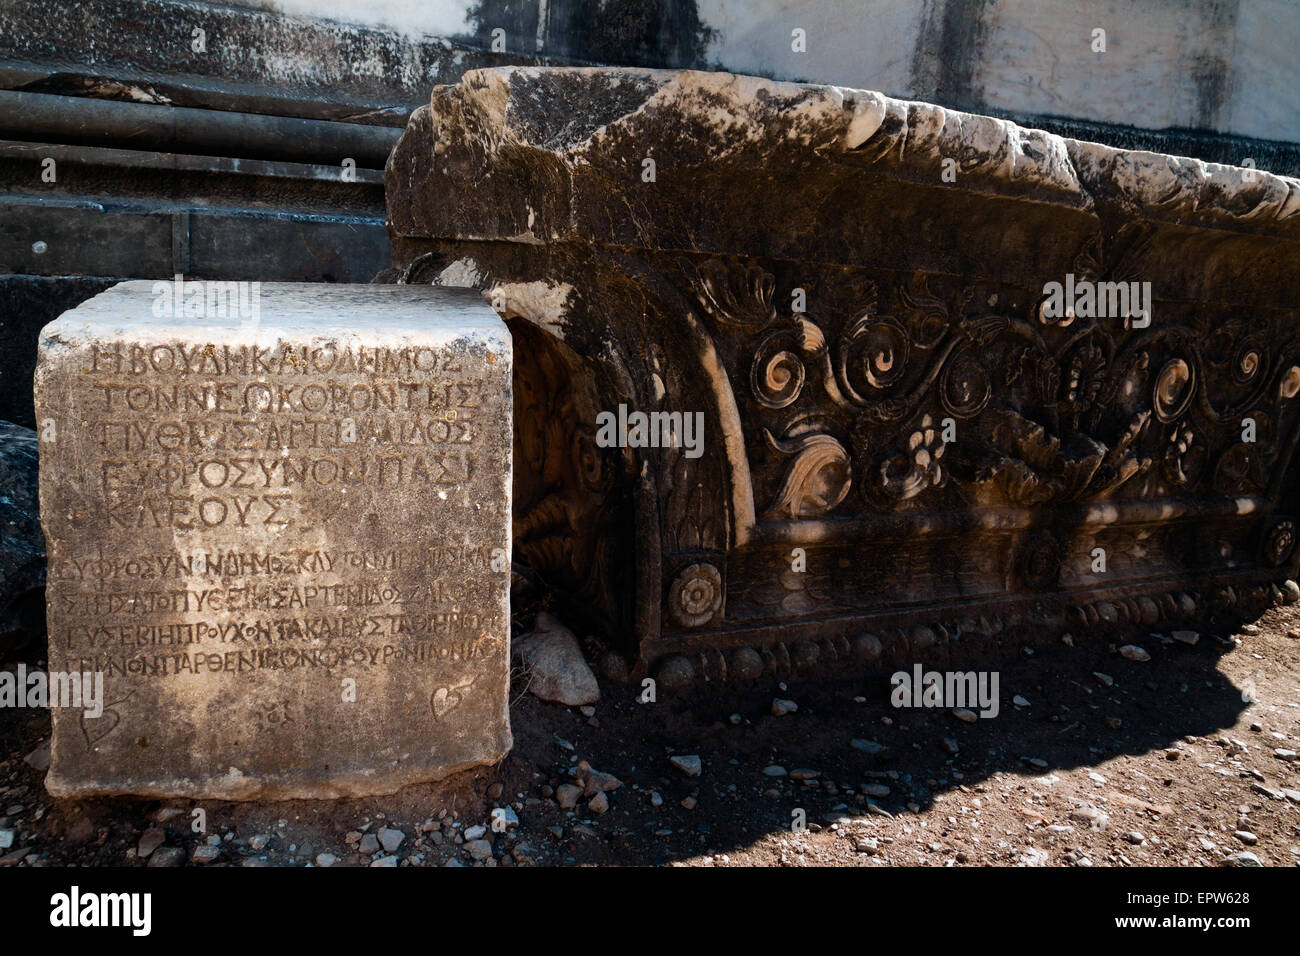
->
xmin=2 ymin=597 xmax=1299 ymax=868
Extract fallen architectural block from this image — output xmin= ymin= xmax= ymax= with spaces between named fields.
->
xmin=387 ymin=66 xmax=1300 ymax=688
xmin=36 ymin=281 xmax=512 ymax=799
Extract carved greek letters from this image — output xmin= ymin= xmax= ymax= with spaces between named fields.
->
xmin=36 ymin=283 xmax=513 ymax=799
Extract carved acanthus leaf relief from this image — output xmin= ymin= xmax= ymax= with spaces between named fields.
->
xmin=763 ymin=430 xmax=851 ymax=518
xmin=509 ymin=320 xmax=624 ymax=625
xmin=696 ymin=260 xmax=778 ymax=327
xmin=668 ymin=451 xmax=728 ymax=551
xmin=661 ymin=334 xmax=730 ymax=553
xmin=691 ymin=260 xmax=1300 ymax=523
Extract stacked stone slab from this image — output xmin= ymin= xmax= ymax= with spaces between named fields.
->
xmin=36 ymin=281 xmax=512 ymax=799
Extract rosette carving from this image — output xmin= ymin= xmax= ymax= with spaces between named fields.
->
xmin=1262 ymin=519 xmax=1297 ymax=567
xmin=876 ymin=414 xmax=947 ymax=501
xmin=668 ymin=563 xmax=723 ymax=628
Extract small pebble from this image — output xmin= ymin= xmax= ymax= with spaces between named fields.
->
xmin=147 ymin=847 xmax=185 ymax=868
xmin=137 ymin=828 xmax=165 ymax=858
xmin=1070 ymin=806 xmax=1109 ymax=830
xmin=378 ymin=827 xmax=405 ymax=853
xmin=670 ymin=754 xmax=702 ymax=777
xmin=492 ymin=807 xmax=520 ymax=828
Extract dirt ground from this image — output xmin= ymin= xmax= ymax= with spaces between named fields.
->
xmin=2 ymin=595 xmax=1299 ymax=868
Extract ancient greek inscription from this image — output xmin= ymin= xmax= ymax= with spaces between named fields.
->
xmin=37 ymin=284 xmax=512 ymax=798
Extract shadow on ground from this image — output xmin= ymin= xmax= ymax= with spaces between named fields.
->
xmin=4 ymin=595 xmax=1295 ymax=867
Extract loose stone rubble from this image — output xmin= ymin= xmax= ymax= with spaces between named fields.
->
xmin=514 ymin=612 xmax=600 ymax=706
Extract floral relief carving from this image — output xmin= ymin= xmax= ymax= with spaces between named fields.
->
xmin=690 ymin=259 xmax=1300 ymax=523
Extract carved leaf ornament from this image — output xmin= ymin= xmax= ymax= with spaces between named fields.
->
xmin=693 ymin=261 xmax=1300 ymax=520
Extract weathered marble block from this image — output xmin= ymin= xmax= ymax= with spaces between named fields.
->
xmin=387 ymin=67 xmax=1300 ymax=688
xmin=36 ymin=281 xmax=512 ymax=799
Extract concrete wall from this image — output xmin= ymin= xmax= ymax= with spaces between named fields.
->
xmin=228 ymin=0 xmax=1300 ymax=148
